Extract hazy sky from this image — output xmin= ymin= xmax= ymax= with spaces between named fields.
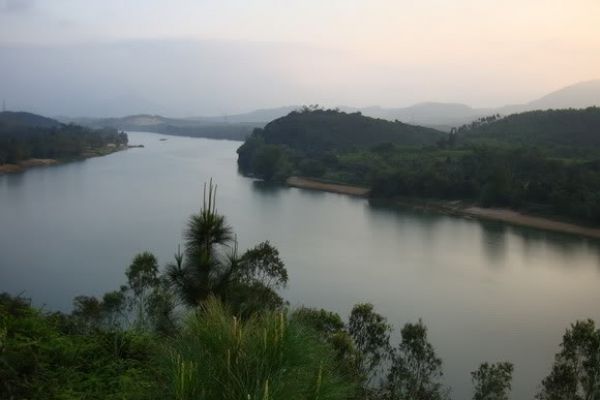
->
xmin=1 ymin=0 xmax=599 ymax=116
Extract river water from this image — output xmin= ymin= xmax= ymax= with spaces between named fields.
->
xmin=1 ymin=131 xmax=599 ymax=399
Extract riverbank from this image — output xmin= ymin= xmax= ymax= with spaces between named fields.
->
xmin=0 ymin=158 xmax=59 ymax=174
xmin=393 ymin=198 xmax=600 ymax=240
xmin=286 ymin=176 xmax=370 ymax=196
xmin=286 ymin=176 xmax=600 ymax=239
xmin=0 ymin=145 xmax=130 ymax=175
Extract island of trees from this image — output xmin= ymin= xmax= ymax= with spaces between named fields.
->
xmin=237 ymin=106 xmax=600 ymax=225
xmin=2 ymin=182 xmax=598 ymax=399
xmin=0 ymin=111 xmax=128 ymax=168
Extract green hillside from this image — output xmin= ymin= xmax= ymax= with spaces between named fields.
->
xmin=256 ymin=108 xmax=444 ymax=152
xmin=459 ymin=107 xmax=600 ymax=149
xmin=237 ymin=108 xmax=444 ymax=181
xmin=0 ymin=111 xmax=128 ymax=165
xmin=237 ymin=107 xmax=600 ymax=224
xmin=0 ymin=111 xmax=62 ymax=129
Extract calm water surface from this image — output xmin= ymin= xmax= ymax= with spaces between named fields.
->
xmin=2 ymin=131 xmax=600 ymax=399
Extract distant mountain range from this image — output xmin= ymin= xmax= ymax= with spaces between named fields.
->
xmin=58 ymin=79 xmax=600 ymax=137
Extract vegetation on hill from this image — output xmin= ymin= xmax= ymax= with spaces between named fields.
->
xmin=3 ymin=182 xmax=598 ymax=399
xmin=71 ymin=114 xmax=258 ymax=141
xmin=0 ymin=111 xmax=128 ymax=165
xmin=458 ymin=107 xmax=600 ymax=150
xmin=237 ymin=107 xmax=444 ymax=182
xmin=238 ymin=107 xmax=600 ymax=225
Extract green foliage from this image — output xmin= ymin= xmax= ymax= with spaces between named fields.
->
xmin=238 ymin=107 xmax=600 ymax=225
xmin=0 ymin=293 xmax=161 ymax=400
xmin=167 ymin=181 xmax=235 ymax=306
xmin=252 ymin=144 xmax=292 ymax=181
xmin=471 ymin=362 xmax=513 ymax=400
xmin=127 ymin=252 xmax=160 ymax=297
xmin=167 ymin=182 xmax=288 ymax=315
xmin=348 ymin=303 xmax=392 ymax=383
xmin=460 ymin=107 xmax=600 ymax=149
xmin=387 ymin=320 xmax=447 ymax=400
xmin=292 ymin=307 xmax=358 ymax=376
xmin=0 ymin=111 xmax=128 ymax=165
xmin=537 ymin=319 xmax=600 ymax=400
xmin=161 ymin=298 xmax=357 ymax=400
xmin=236 ymin=108 xmax=444 ymax=182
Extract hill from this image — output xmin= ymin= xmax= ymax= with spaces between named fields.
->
xmin=66 ymin=114 xmax=259 ymax=141
xmin=459 ymin=107 xmax=600 ymax=149
xmin=0 ymin=111 xmax=128 ymax=168
xmin=526 ymin=80 xmax=600 ymax=110
xmin=237 ymin=108 xmax=445 ymax=181
xmin=0 ymin=111 xmax=62 ymax=129
xmin=197 ymin=80 xmax=600 ymax=131
xmin=254 ymin=108 xmax=443 ymax=151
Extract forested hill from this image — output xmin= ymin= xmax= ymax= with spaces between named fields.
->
xmin=256 ymin=108 xmax=444 ymax=152
xmin=237 ymin=107 xmax=600 ymax=224
xmin=237 ymin=108 xmax=445 ymax=181
xmin=0 ymin=111 xmax=128 ymax=165
xmin=459 ymin=107 xmax=600 ymax=148
xmin=0 ymin=111 xmax=62 ymax=129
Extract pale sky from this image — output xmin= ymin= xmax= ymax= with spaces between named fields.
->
xmin=1 ymin=0 xmax=599 ymax=116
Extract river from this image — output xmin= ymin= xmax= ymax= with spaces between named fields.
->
xmin=1 ymin=131 xmax=599 ymax=399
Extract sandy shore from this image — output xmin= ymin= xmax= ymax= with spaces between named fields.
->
xmin=286 ymin=176 xmax=600 ymax=239
xmin=0 ymin=158 xmax=58 ymax=174
xmin=286 ymin=176 xmax=370 ymax=196
xmin=0 ymin=146 xmax=129 ymax=175
xmin=461 ymin=206 xmax=600 ymax=239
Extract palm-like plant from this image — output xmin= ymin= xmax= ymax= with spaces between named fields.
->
xmin=167 ymin=180 xmax=288 ymax=314
xmin=167 ymin=181 xmax=233 ymax=307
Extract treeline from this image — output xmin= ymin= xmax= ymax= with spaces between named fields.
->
xmin=2 ymin=183 xmax=599 ymax=399
xmin=0 ymin=112 xmax=128 ymax=164
xmin=237 ymin=107 xmax=600 ymax=225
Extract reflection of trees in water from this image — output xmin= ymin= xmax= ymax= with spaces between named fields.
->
xmin=479 ymin=221 xmax=508 ymax=267
xmin=366 ymin=199 xmax=454 ymax=251
xmin=250 ymin=180 xmax=288 ymax=197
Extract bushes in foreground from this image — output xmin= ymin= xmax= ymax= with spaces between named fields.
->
xmin=162 ymin=298 xmax=356 ymax=400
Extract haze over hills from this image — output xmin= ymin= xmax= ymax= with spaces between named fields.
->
xmin=62 ymin=79 xmax=600 ymax=137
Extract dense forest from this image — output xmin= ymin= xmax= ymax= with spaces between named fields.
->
xmin=237 ymin=107 xmax=600 ymax=224
xmin=0 ymin=111 xmax=128 ymax=165
xmin=2 ymin=183 xmax=598 ymax=399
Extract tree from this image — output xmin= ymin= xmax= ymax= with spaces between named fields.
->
xmin=101 ymin=288 xmax=127 ymax=329
xmin=348 ymin=303 xmax=391 ymax=383
xmin=253 ymin=144 xmax=287 ymax=181
xmin=387 ymin=320 xmax=446 ymax=400
xmin=471 ymin=362 xmax=514 ymax=400
xmin=166 ymin=181 xmax=233 ymax=307
xmin=72 ymin=295 xmax=104 ymax=332
xmin=537 ymin=319 xmax=600 ymax=400
xmin=292 ymin=307 xmax=357 ymax=376
xmin=166 ymin=181 xmax=289 ymax=316
xmin=126 ymin=251 xmax=160 ymax=328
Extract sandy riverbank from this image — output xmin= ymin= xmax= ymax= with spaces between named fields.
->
xmin=0 ymin=158 xmax=58 ymax=174
xmin=0 ymin=146 xmax=130 ymax=175
xmin=286 ymin=176 xmax=600 ymax=239
xmin=461 ymin=206 xmax=600 ymax=239
xmin=286 ymin=176 xmax=370 ymax=196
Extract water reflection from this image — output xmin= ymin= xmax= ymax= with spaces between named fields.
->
xmin=3 ymin=132 xmax=600 ymax=400
xmin=478 ymin=221 xmax=508 ymax=267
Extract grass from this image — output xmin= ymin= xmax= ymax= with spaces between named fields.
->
xmin=161 ymin=298 xmax=357 ymax=400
